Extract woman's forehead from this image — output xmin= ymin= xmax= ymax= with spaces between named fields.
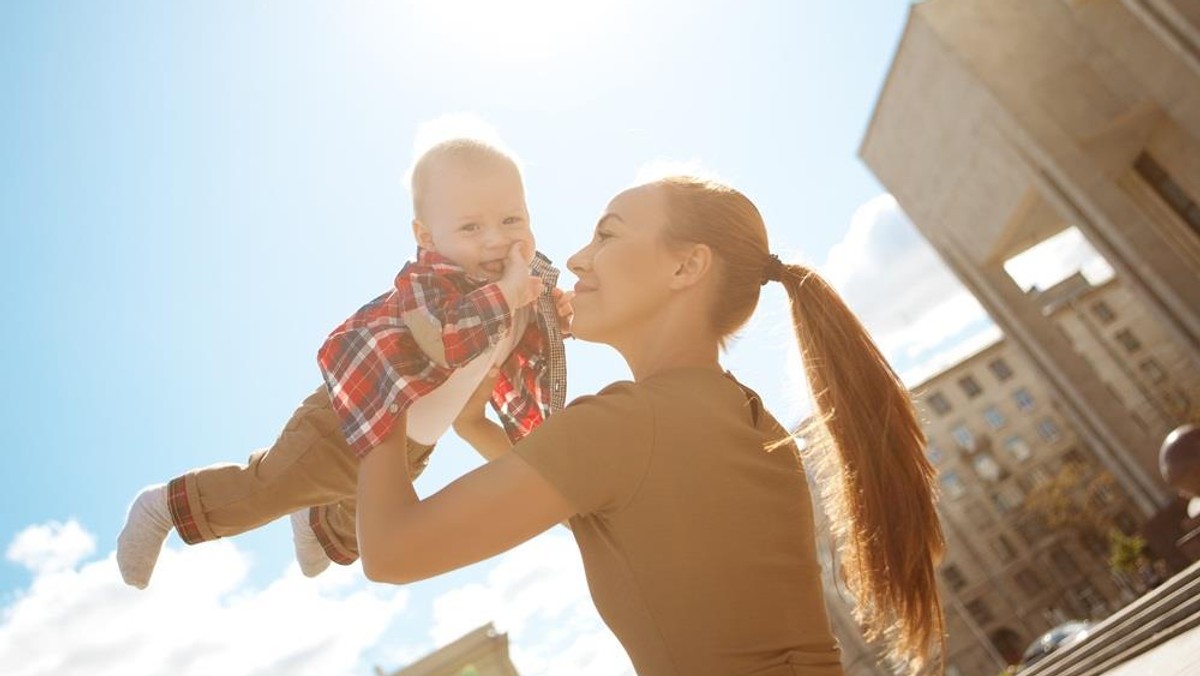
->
xmin=607 ymin=184 xmax=668 ymax=223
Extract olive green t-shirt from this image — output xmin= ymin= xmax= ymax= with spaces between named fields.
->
xmin=513 ymin=368 xmax=843 ymax=676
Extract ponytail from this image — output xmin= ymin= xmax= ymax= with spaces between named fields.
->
xmin=784 ymin=264 xmax=945 ymax=671
xmin=648 ymin=174 xmax=944 ymax=669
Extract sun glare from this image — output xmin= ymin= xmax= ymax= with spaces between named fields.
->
xmin=414 ymin=0 xmax=623 ymax=66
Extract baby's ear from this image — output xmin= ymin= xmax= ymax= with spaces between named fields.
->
xmin=412 ymin=219 xmax=435 ymax=250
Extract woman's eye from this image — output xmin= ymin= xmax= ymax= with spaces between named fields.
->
xmin=596 ymin=230 xmax=613 ymax=241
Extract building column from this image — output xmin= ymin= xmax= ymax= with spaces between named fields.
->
xmin=984 ymin=83 xmax=1200 ymax=359
xmin=934 ymin=234 xmax=1170 ymax=516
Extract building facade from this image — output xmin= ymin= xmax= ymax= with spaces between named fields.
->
xmin=860 ymin=0 xmax=1200 ymax=520
xmin=378 ymin=624 xmax=521 ymax=676
xmin=914 ymin=329 xmax=1139 ymax=673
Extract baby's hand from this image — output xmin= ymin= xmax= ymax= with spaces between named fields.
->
xmin=497 ymin=242 xmax=543 ymax=310
xmin=551 ymin=287 xmax=575 ymax=337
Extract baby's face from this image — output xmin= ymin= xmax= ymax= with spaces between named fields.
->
xmin=414 ymin=158 xmax=534 ymax=282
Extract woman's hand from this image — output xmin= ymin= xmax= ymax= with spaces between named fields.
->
xmin=551 ymin=287 xmax=575 ymax=337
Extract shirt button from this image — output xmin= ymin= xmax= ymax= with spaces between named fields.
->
xmin=388 ymin=403 xmax=399 ymax=414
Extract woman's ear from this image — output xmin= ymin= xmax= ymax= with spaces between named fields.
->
xmin=669 ymin=243 xmax=713 ymax=290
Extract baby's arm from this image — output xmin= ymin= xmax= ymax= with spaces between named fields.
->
xmin=408 ymin=244 xmax=543 ymax=368
xmin=453 ymin=367 xmax=510 ymax=461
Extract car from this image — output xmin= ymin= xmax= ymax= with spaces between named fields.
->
xmin=1020 ymin=620 xmax=1094 ymax=667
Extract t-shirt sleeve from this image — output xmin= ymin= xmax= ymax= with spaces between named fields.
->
xmin=512 ymin=381 xmax=654 ymax=516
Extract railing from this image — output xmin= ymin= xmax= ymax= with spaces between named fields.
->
xmin=1018 ymin=559 xmax=1200 ymax=675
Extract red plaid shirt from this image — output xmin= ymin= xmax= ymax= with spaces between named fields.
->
xmin=318 ymin=248 xmax=566 ymax=457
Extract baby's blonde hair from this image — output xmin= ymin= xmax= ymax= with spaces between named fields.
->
xmin=405 ymin=113 xmax=523 ymax=220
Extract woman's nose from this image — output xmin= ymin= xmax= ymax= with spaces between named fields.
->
xmin=567 ymin=247 xmax=588 ymax=274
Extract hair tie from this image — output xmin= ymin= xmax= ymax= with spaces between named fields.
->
xmin=761 ymin=253 xmax=784 ymax=285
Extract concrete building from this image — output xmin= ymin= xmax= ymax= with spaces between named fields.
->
xmin=377 ymin=624 xmax=520 ymax=676
xmin=860 ymin=0 xmax=1200 ymax=522
xmin=913 ymin=328 xmax=1139 ymax=672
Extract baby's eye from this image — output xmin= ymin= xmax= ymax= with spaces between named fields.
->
xmin=460 ymin=223 xmax=480 ymax=232
xmin=503 ymin=216 xmax=524 ymax=226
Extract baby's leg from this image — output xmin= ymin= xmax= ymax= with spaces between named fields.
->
xmin=303 ymin=433 xmax=436 ymax=571
xmin=118 ymin=386 xmax=358 ymax=588
xmin=117 ymin=484 xmax=173 ymax=589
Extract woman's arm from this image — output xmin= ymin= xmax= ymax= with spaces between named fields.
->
xmin=357 ymin=414 xmax=574 ymax=584
xmin=452 ymin=367 xmax=512 ymax=462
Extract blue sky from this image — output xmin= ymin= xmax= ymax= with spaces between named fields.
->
xmin=0 ymin=2 xmax=1065 ymax=673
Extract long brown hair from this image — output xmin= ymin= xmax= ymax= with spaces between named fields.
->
xmin=654 ymin=175 xmax=945 ymax=670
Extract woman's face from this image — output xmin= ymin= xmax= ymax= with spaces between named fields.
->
xmin=566 ymin=184 xmax=682 ymax=346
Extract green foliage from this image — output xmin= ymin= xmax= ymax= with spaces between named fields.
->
xmin=1108 ymin=529 xmax=1147 ymax=574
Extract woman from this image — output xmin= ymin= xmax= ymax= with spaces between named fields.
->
xmin=356 ymin=176 xmax=945 ymax=674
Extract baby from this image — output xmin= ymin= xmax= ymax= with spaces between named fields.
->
xmin=117 ymin=126 xmax=570 ymax=588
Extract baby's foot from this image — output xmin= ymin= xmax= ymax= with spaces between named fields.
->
xmin=291 ymin=509 xmax=331 ymax=577
xmin=116 ymin=484 xmax=173 ymax=589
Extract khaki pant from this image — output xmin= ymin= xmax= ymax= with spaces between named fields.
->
xmin=166 ymin=386 xmax=433 ymax=565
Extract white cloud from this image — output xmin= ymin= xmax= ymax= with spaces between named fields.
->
xmin=429 ymin=531 xmax=633 ymax=676
xmin=0 ymin=521 xmax=407 ymax=676
xmin=817 ymin=194 xmax=994 ymax=376
xmin=6 ymin=521 xmax=95 ymax=574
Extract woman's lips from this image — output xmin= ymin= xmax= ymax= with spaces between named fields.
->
xmin=573 ymin=282 xmax=596 ymax=294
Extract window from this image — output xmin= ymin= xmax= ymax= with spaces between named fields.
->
xmin=1092 ymin=478 xmax=1116 ymax=507
xmin=988 ymin=358 xmax=1014 ymax=381
xmin=1062 ymin=447 xmax=1086 ymax=465
xmin=1091 ymin=300 xmax=1116 ymax=324
xmin=1164 ymin=388 xmax=1192 ymax=416
xmin=942 ymin=564 xmax=968 ymax=592
xmin=926 ymin=441 xmax=945 ymax=464
xmin=1135 ymin=152 xmax=1200 ymax=234
xmin=1139 ymin=358 xmax=1167 ymax=384
xmin=1028 ymin=464 xmax=1052 ymax=488
xmin=1016 ymin=517 xmax=1047 ymax=546
xmin=952 ymin=424 xmax=975 ymax=451
xmin=966 ymin=599 xmax=995 ymax=626
xmin=1052 ymin=549 xmax=1080 ymax=577
xmin=1003 ymin=435 xmax=1032 ymax=462
xmin=1114 ymin=328 xmax=1142 ymax=353
xmin=926 ymin=392 xmax=952 ymax=416
xmin=1015 ymin=569 xmax=1045 ymax=597
xmin=940 ymin=471 xmax=967 ymax=500
xmin=992 ymin=485 xmax=1024 ymax=513
xmin=1038 ymin=417 xmax=1062 ymax=442
xmin=973 ymin=454 xmax=1005 ymax=483
xmin=959 ymin=375 xmax=983 ymax=399
xmin=1115 ymin=511 xmax=1138 ymax=535
xmin=966 ymin=502 xmax=994 ymax=528
xmin=984 ymin=406 xmax=1007 ymax=429
xmin=1014 ymin=387 xmax=1035 ymax=412
xmin=993 ymin=535 xmax=1018 ymax=563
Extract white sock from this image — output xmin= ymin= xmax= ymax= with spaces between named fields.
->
xmin=116 ymin=484 xmax=173 ymax=589
xmin=291 ymin=509 xmax=331 ymax=577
